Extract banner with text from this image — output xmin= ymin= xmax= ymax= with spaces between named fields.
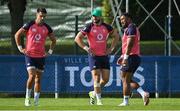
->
xmin=0 ymin=55 xmax=180 ymax=93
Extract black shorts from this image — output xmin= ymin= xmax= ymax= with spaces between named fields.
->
xmin=88 ymin=55 xmax=110 ymax=71
xmin=25 ymin=55 xmax=45 ymax=71
xmin=120 ymin=55 xmax=141 ymax=73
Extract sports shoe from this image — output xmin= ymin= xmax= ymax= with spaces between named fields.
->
xmin=143 ymin=92 xmax=150 ymax=106
xmin=34 ymin=100 xmax=39 ymax=106
xmin=89 ymin=91 xmax=95 ymax=105
xmin=25 ymin=98 xmax=31 ymax=106
xmin=118 ymin=102 xmax=129 ymax=106
xmin=97 ymin=99 xmax=103 ymax=105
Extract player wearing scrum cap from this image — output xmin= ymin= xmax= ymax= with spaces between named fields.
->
xmin=75 ymin=7 xmax=119 ymax=105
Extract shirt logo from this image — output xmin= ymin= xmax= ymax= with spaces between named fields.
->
xmin=93 ymin=29 xmax=97 ymax=33
xmin=32 ymin=28 xmax=36 ymax=32
xmin=34 ymin=34 xmax=41 ymax=43
xmin=97 ymin=34 xmax=103 ymax=40
xmin=103 ymin=29 xmax=106 ymax=33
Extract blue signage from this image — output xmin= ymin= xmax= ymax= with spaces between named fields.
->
xmin=0 ymin=55 xmax=180 ymax=94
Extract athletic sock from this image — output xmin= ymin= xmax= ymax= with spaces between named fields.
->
xmin=96 ymin=93 xmax=101 ymax=100
xmin=25 ymin=88 xmax=32 ymax=99
xmin=34 ymin=92 xmax=40 ymax=101
xmin=123 ymin=95 xmax=129 ymax=104
xmin=137 ymin=87 xmax=145 ymax=97
xmin=92 ymin=91 xmax=96 ymax=96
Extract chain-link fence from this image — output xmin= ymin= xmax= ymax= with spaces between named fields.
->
xmin=0 ymin=0 xmax=96 ymax=55
xmin=0 ymin=0 xmax=101 ymax=39
xmin=1 ymin=0 xmax=180 ymax=98
xmin=0 ymin=0 xmax=180 ymax=55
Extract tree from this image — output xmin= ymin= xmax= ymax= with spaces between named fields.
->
xmin=102 ymin=0 xmax=112 ymax=24
xmin=1 ymin=0 xmax=26 ymax=54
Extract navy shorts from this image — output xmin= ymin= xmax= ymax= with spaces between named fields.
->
xmin=25 ymin=55 xmax=45 ymax=71
xmin=120 ymin=55 xmax=141 ymax=73
xmin=88 ymin=55 xmax=110 ymax=71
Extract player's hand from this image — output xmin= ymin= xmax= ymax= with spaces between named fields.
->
xmin=83 ymin=46 xmax=95 ymax=56
xmin=121 ymin=54 xmax=129 ymax=66
xmin=17 ymin=45 xmax=26 ymax=54
xmin=117 ymin=56 xmax=123 ymax=65
xmin=46 ymin=49 xmax=53 ymax=56
xmin=106 ymin=48 xmax=113 ymax=55
xmin=21 ymin=49 xmax=26 ymax=54
xmin=19 ymin=49 xmax=26 ymax=54
xmin=88 ymin=48 xmax=96 ymax=56
xmin=122 ymin=59 xmax=128 ymax=66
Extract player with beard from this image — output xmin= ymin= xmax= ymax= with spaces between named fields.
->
xmin=117 ymin=13 xmax=149 ymax=106
xmin=75 ymin=7 xmax=119 ymax=105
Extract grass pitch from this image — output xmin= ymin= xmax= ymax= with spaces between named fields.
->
xmin=0 ymin=98 xmax=180 ymax=110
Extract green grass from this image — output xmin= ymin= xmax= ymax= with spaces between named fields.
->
xmin=0 ymin=98 xmax=180 ymax=110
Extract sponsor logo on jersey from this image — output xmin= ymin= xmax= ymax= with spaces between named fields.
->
xmin=32 ymin=28 xmax=37 ymax=32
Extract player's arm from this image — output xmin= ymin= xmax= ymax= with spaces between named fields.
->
xmin=122 ymin=24 xmax=136 ymax=66
xmin=14 ymin=28 xmax=26 ymax=54
xmin=121 ymin=35 xmax=135 ymax=66
xmin=124 ymin=25 xmax=136 ymax=59
xmin=48 ymin=33 xmax=56 ymax=54
xmin=125 ymin=35 xmax=135 ymax=55
xmin=74 ymin=32 xmax=86 ymax=49
xmin=106 ymin=29 xmax=120 ymax=55
xmin=74 ymin=32 xmax=95 ymax=55
xmin=74 ymin=32 xmax=90 ymax=52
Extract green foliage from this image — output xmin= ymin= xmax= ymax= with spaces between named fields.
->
xmin=102 ymin=0 xmax=112 ymax=24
